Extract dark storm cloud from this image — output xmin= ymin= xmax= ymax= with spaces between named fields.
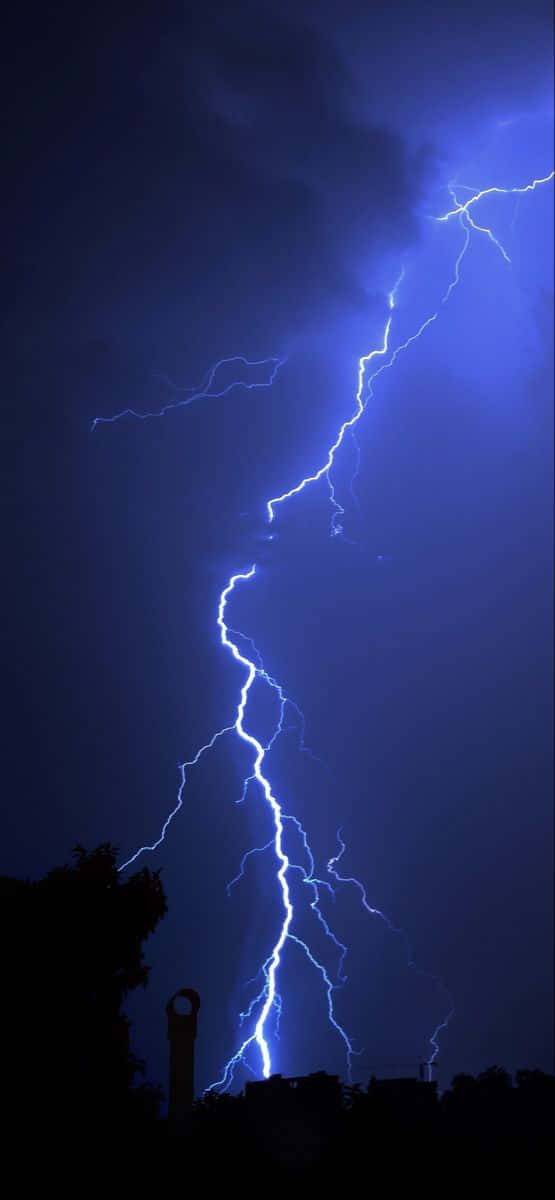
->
xmin=4 ymin=0 xmax=552 ymax=1096
xmin=4 ymin=1 xmax=434 ymax=378
xmin=148 ymin=2 xmax=435 ymax=330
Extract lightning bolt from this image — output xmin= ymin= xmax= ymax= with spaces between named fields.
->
xmin=97 ymin=162 xmax=553 ymax=1092
xmin=435 ymin=170 xmax=555 ymax=221
xmin=90 ymin=355 xmax=284 ymax=429
xmin=327 ymin=827 xmax=455 ymax=1079
xmin=266 ymin=316 xmax=393 ymax=529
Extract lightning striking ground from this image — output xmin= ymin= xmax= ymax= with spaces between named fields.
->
xmin=98 ymin=163 xmax=553 ymax=1092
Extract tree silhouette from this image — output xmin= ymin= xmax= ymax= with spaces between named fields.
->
xmin=0 ymin=844 xmax=166 ymax=1138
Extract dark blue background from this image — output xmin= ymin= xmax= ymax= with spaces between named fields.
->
xmin=3 ymin=1 xmax=553 ymax=1094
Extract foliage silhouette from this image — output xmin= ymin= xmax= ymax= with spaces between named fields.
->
xmin=186 ymin=1065 xmax=553 ymax=1175
xmin=1 ymin=843 xmax=166 ymax=1137
xmin=2 ymin=842 xmax=552 ymax=1170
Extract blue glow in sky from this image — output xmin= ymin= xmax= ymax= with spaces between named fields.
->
xmin=4 ymin=0 xmax=553 ymax=1097
xmin=104 ymin=161 xmax=552 ymax=1092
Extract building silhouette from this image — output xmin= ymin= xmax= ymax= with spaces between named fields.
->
xmin=166 ymin=988 xmax=200 ymax=1135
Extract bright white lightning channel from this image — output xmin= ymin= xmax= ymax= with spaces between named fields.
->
xmin=98 ymin=164 xmax=553 ymax=1092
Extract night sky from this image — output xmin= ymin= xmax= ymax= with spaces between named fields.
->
xmin=4 ymin=1 xmax=553 ymax=1095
